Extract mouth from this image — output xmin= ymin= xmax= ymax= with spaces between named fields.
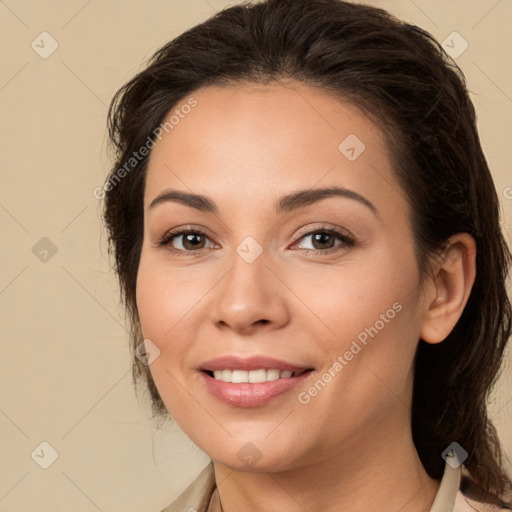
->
xmin=199 ymin=356 xmax=315 ymax=407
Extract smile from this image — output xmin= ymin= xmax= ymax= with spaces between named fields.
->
xmin=199 ymin=356 xmax=314 ymax=407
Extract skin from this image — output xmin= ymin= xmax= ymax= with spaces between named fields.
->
xmin=136 ymin=80 xmax=476 ymax=512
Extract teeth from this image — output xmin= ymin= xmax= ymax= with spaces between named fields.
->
xmin=248 ymin=369 xmax=267 ymax=383
xmin=211 ymin=369 xmax=299 ymax=383
xmin=232 ymin=370 xmax=249 ymax=383
xmin=266 ymin=369 xmax=280 ymax=381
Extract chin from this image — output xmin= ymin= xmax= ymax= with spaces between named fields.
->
xmin=198 ymin=434 xmax=306 ymax=473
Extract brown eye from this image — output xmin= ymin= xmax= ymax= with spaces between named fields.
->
xmin=294 ymin=228 xmax=355 ymax=254
xmin=158 ymin=229 xmax=214 ymax=253
xmin=178 ymin=232 xmax=207 ymax=250
xmin=310 ymin=231 xmax=337 ymax=250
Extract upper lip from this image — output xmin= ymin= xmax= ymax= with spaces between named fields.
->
xmin=200 ymin=355 xmax=313 ymax=372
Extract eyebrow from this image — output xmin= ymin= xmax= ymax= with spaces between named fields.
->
xmin=148 ymin=186 xmax=378 ymax=216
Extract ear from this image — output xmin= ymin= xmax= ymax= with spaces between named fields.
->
xmin=420 ymin=233 xmax=477 ymax=344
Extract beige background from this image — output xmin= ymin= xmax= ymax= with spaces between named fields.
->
xmin=0 ymin=0 xmax=511 ymax=510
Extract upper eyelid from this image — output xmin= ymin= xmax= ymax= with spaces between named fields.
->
xmin=294 ymin=224 xmax=352 ymax=240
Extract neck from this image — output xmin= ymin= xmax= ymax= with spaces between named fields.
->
xmin=211 ymin=420 xmax=440 ymax=512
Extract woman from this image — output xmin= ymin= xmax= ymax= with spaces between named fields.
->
xmin=103 ymin=0 xmax=512 ymax=510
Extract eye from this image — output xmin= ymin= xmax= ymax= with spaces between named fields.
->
xmin=157 ymin=228 xmax=216 ymax=254
xmin=292 ymin=226 xmax=355 ymax=254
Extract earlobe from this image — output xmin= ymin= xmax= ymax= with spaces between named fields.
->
xmin=420 ymin=233 xmax=477 ymax=344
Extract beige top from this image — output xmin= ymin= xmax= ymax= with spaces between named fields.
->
xmin=161 ymin=460 xmax=509 ymax=512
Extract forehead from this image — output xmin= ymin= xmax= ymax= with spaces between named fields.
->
xmin=144 ymin=81 xmax=406 ymax=219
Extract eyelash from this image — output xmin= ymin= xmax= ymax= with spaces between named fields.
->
xmin=157 ymin=225 xmax=355 ymax=257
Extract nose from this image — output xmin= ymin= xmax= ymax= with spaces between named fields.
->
xmin=209 ymin=247 xmax=291 ymax=335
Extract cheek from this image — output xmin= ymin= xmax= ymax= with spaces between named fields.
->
xmin=135 ymin=251 xmax=187 ymax=383
xmin=135 ymin=249 xmax=203 ymax=343
xmin=135 ymin=249 xmax=212 ymax=397
xmin=304 ymin=258 xmax=418 ymax=348
xmin=136 ymin=260 xmax=167 ymax=342
xmin=135 ymin=255 xmax=195 ymax=418
xmin=301 ymin=248 xmax=422 ymax=400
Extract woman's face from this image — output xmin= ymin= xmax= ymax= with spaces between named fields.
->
xmin=136 ymin=81 xmax=430 ymax=471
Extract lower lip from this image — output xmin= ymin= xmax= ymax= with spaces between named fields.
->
xmin=200 ymin=371 xmax=313 ymax=407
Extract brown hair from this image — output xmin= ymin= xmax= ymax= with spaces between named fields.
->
xmin=104 ymin=0 xmax=512 ymax=504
